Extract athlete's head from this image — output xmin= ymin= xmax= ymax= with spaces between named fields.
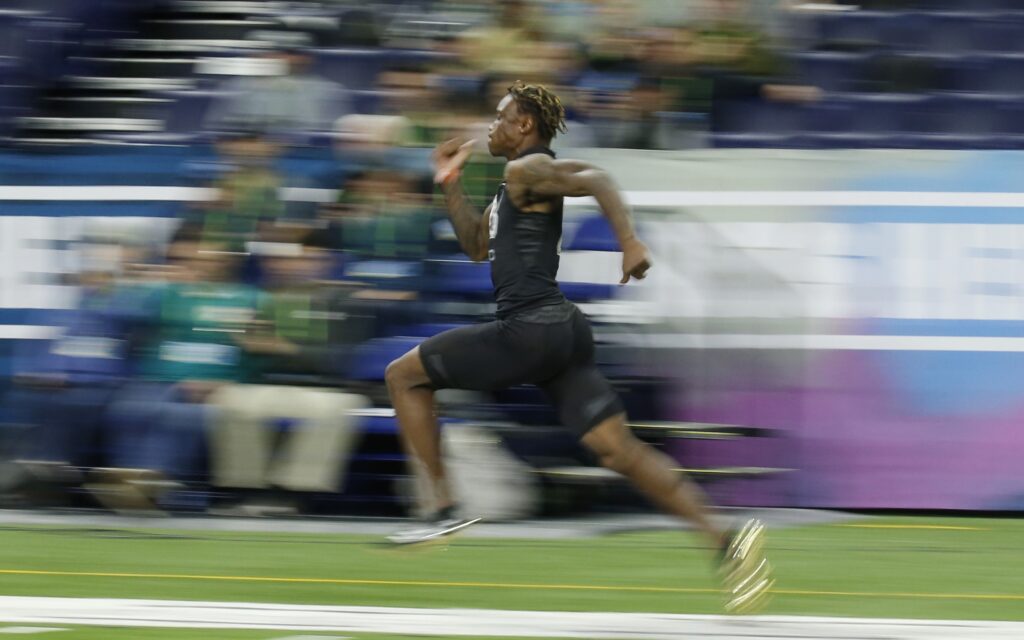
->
xmin=487 ymin=81 xmax=567 ymax=159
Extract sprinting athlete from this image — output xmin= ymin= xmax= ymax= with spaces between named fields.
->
xmin=384 ymin=81 xmax=773 ymax=612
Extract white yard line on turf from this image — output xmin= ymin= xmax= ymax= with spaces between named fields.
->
xmin=0 ymin=597 xmax=1021 ymax=640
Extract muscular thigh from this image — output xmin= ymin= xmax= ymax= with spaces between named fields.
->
xmin=418 ymin=321 xmax=556 ymax=391
xmin=541 ymin=364 xmax=625 ymax=438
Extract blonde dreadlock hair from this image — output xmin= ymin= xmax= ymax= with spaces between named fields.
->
xmin=508 ymin=80 xmax=568 ymax=142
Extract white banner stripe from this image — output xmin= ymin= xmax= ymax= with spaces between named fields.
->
xmin=568 ymin=191 xmax=1024 ymax=208
xmin=0 ymin=326 xmax=62 ymax=340
xmin=0 ymin=187 xmax=215 ymax=202
xmin=5 ymin=187 xmax=1024 ymax=207
xmin=4 ymin=326 xmax=1023 ymax=351
xmin=610 ymin=334 xmax=1024 ymax=352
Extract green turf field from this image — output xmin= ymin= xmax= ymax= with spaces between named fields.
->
xmin=0 ymin=515 xmax=1021 ymax=624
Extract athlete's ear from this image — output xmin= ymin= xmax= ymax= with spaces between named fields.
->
xmin=519 ymin=114 xmax=535 ymax=136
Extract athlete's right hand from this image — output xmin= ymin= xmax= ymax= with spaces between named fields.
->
xmin=432 ymin=138 xmax=477 ymax=186
xmin=620 ymin=237 xmax=652 ymax=284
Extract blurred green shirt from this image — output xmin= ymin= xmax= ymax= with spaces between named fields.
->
xmin=139 ymin=282 xmax=259 ymax=382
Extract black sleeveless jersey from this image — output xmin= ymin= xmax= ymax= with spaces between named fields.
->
xmin=488 ymin=146 xmax=567 ymax=318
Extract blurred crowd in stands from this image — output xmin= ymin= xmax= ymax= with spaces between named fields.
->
xmin=2 ymin=0 xmax=1015 ymax=516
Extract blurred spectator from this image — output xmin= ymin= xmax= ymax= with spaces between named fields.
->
xmin=455 ymin=0 xmax=549 ymax=78
xmin=324 ymin=168 xmax=439 ymax=263
xmin=97 ymin=228 xmax=258 ymax=512
xmin=684 ymin=0 xmax=822 ymax=133
xmin=584 ymin=22 xmax=643 ymax=74
xmin=207 ymin=228 xmax=372 ymax=515
xmin=692 ymin=0 xmax=784 ymax=76
xmin=376 ymin=65 xmax=447 ymax=146
xmin=601 ymin=76 xmax=674 ymax=150
xmin=203 ymin=33 xmax=352 ymax=135
xmin=0 ymin=232 xmax=157 ymax=506
xmin=186 ymin=129 xmax=285 ymax=252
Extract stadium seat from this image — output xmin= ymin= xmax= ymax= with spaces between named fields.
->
xmin=313 ymin=49 xmax=448 ymax=91
xmin=968 ymin=13 xmax=1024 ymax=54
xmin=715 ymin=101 xmax=809 ymax=136
xmin=342 ymin=259 xmax=424 ymax=291
xmin=926 ymin=93 xmax=1018 ymax=137
xmin=711 ymin=132 xmax=795 ymax=149
xmin=349 ymin=89 xmax=383 ymax=114
xmin=952 ymin=53 xmax=1024 ymax=92
xmin=836 ymin=92 xmax=933 ymax=135
xmin=789 ymin=51 xmax=872 ymax=92
xmin=424 ymin=254 xmax=493 ymax=299
xmin=158 ymin=89 xmax=230 ymax=133
xmin=565 ymin=215 xmax=618 ymax=253
xmin=349 ymin=336 xmax=424 ymax=381
xmin=815 ymin=11 xmax=889 ymax=48
xmin=557 ymin=216 xmax=621 ymax=303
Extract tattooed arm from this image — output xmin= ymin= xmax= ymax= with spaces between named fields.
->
xmin=505 ymin=154 xmax=652 ymax=283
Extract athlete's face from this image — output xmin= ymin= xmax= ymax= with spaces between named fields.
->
xmin=487 ymin=94 xmax=526 ymax=158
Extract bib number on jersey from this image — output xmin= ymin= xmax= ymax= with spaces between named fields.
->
xmin=489 ymin=194 xmax=500 ymax=239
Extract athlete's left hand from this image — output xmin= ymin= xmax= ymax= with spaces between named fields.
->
xmin=620 ymin=237 xmax=652 ymax=284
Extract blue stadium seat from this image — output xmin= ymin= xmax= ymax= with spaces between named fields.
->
xmin=802 ymin=98 xmax=856 ymax=135
xmin=838 ymin=92 xmax=934 ymax=134
xmin=313 ymin=49 xmax=448 ymax=91
xmin=350 ymin=89 xmax=383 ymax=114
xmin=565 ymin=215 xmax=618 ymax=252
xmin=158 ymin=89 xmax=231 ymax=133
xmin=797 ymin=93 xmax=934 ymax=149
xmin=815 ymin=11 xmax=889 ymax=47
xmin=716 ymin=101 xmax=809 ymax=136
xmin=880 ymin=12 xmax=937 ymax=52
xmin=405 ymin=323 xmax=466 ymax=338
xmin=558 ymin=216 xmax=620 ymax=302
xmin=926 ymin=93 xmax=1018 ymax=137
xmin=789 ymin=51 xmax=872 ymax=92
xmin=969 ymin=13 xmax=1024 ymax=53
xmin=313 ymin=49 xmax=382 ymax=90
xmin=888 ymin=12 xmax=1024 ymax=55
xmin=952 ymin=54 xmax=1024 ymax=92
xmin=343 ymin=259 xmax=424 ymax=291
xmin=931 ymin=0 xmax=1023 ymax=10
xmin=349 ymin=336 xmax=424 ymax=381
xmin=436 ymin=75 xmax=486 ymax=96
xmin=711 ymin=132 xmax=794 ymax=148
xmin=353 ymin=413 xmax=400 ymax=435
xmin=575 ymin=71 xmax=639 ymax=112
xmin=0 ymin=12 xmax=27 ymax=59
xmin=424 ymin=254 xmax=492 ymax=299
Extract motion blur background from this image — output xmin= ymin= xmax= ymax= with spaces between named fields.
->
xmin=0 ymin=0 xmax=1022 ymax=521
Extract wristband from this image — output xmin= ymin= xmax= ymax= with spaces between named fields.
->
xmin=436 ymin=168 xmax=460 ymax=187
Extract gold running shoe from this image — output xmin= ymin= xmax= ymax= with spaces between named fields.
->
xmin=718 ymin=518 xmax=775 ymax=614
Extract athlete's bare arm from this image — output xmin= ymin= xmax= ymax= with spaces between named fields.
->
xmin=505 ymin=154 xmax=652 ymax=283
xmin=439 ymin=180 xmax=491 ymax=262
xmin=433 ymin=138 xmax=490 ymax=262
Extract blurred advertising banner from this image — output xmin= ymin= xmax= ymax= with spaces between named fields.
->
xmin=569 ymin=148 xmax=1024 ymax=511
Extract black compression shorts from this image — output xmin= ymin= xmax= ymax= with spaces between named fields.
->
xmin=418 ymin=302 xmax=624 ymax=437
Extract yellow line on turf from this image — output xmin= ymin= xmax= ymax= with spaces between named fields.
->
xmin=2 ymin=568 xmax=1024 ymax=602
xmin=838 ymin=524 xmax=986 ymax=531
xmin=777 ymin=588 xmax=1024 ymax=601
xmin=0 ymin=569 xmax=710 ymax=594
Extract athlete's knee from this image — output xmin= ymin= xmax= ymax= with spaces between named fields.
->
xmin=597 ymin=437 xmax=645 ymax=474
xmin=384 ymin=358 xmax=407 ymax=392
xmin=385 ymin=350 xmax=427 ymax=392
xmin=582 ymin=416 xmax=645 ymax=474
